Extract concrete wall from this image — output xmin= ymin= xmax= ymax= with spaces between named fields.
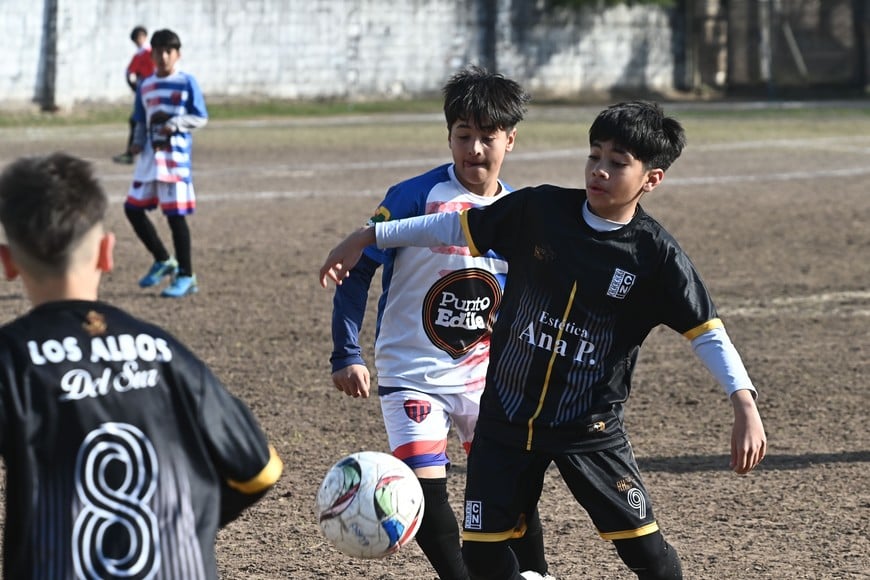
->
xmin=1 ymin=0 xmax=678 ymax=111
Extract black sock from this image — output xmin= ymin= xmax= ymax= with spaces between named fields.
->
xmin=167 ymin=215 xmax=192 ymax=277
xmin=508 ymin=506 xmax=548 ymax=574
xmin=415 ymin=477 xmax=469 ymax=580
xmin=125 ymin=206 xmax=169 ymax=262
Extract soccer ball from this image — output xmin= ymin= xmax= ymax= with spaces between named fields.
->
xmin=315 ymin=451 xmax=425 ymax=559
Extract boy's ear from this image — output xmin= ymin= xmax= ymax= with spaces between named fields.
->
xmin=97 ymin=233 xmax=115 ymax=273
xmin=643 ymin=168 xmax=665 ymax=192
xmin=505 ymin=127 xmax=517 ymax=152
xmin=0 ymin=245 xmax=19 ymax=281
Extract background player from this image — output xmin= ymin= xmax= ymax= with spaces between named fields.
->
xmin=320 ymin=101 xmax=767 ymax=579
xmin=113 ymin=25 xmax=155 ymax=164
xmin=125 ymin=28 xmax=207 ymax=298
xmin=327 ymin=66 xmax=552 ymax=579
xmin=0 ymin=152 xmax=283 ymax=579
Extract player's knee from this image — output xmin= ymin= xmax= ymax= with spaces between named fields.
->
xmin=167 ymin=213 xmax=188 ymax=229
xmin=124 ymin=205 xmax=144 ymax=218
xmin=462 ymin=541 xmax=518 ymax=580
xmin=124 ymin=205 xmax=147 ymax=226
xmin=614 ymin=532 xmax=683 ymax=580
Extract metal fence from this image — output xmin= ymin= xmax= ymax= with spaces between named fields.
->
xmin=685 ymin=0 xmax=866 ymax=94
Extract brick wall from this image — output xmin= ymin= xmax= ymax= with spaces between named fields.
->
xmin=1 ymin=0 xmax=677 ymax=111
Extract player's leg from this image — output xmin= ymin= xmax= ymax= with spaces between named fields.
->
xmin=113 ymin=113 xmax=136 ymax=163
xmin=461 ymin=435 xmax=550 ymax=580
xmin=613 ymin=532 xmax=682 ymax=580
xmin=167 ymin=215 xmax=192 ymax=276
xmin=125 ymin=182 xmax=167 ymax=258
xmin=159 ymin=182 xmax=198 ymax=297
xmin=453 ymin=395 xmax=550 ymax=578
xmin=125 ymin=182 xmax=177 ymax=287
xmin=554 ymin=438 xmax=682 ymax=579
xmin=381 ymin=391 xmax=468 ymax=580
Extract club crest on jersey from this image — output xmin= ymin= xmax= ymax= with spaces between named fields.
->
xmin=82 ymin=311 xmax=107 ymax=336
xmin=365 ymin=206 xmax=390 ymax=227
xmin=422 ymin=268 xmax=501 ymax=359
xmin=606 ymin=268 xmax=636 ymax=300
xmin=403 ymin=400 xmax=432 ymax=423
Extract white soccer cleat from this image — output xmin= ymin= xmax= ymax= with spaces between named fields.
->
xmin=520 ymin=572 xmax=557 ymax=580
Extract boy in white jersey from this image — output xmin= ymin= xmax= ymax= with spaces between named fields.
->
xmin=125 ymin=28 xmax=208 ymax=298
xmin=321 ymin=101 xmax=767 ymax=579
xmin=328 ymin=66 xmax=552 ymax=579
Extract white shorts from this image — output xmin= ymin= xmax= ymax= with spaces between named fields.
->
xmin=380 ymin=389 xmax=482 ymax=470
xmin=126 ymin=180 xmax=196 ymax=216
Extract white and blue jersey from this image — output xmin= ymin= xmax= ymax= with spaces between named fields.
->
xmin=132 ymin=70 xmax=207 ymax=185
xmin=331 ymin=163 xmax=510 ymax=395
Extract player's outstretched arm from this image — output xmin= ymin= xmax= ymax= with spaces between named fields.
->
xmin=319 ymin=226 xmax=375 ymax=288
xmin=729 ymin=389 xmax=767 ymax=474
xmin=332 ymin=364 xmax=371 ymax=398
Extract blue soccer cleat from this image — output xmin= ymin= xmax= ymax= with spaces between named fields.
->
xmin=139 ymin=258 xmax=178 ymax=288
xmin=161 ymin=274 xmax=198 ymax=298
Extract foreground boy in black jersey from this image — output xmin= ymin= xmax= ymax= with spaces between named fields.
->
xmin=0 ymin=152 xmax=283 ymax=579
xmin=320 ymin=101 xmax=767 ymax=580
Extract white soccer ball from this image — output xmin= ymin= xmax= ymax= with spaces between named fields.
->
xmin=315 ymin=451 xmax=425 ymax=559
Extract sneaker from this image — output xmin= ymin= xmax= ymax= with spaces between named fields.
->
xmin=138 ymin=258 xmax=178 ymax=288
xmin=521 ymin=572 xmax=557 ymax=580
xmin=161 ymin=275 xmax=198 ymax=298
xmin=112 ymin=152 xmax=134 ymax=164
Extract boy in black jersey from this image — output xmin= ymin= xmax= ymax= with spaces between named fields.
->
xmin=0 ymin=152 xmax=283 ymax=579
xmin=320 ymin=101 xmax=767 ymax=580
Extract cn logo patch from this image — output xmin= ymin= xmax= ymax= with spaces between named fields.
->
xmin=422 ymin=268 xmax=501 ymax=359
xmin=464 ymin=500 xmax=482 ymax=530
xmin=403 ymin=400 xmax=432 ymax=424
xmin=606 ymin=268 xmax=636 ymax=299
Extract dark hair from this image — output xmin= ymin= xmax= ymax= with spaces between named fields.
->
xmin=442 ymin=65 xmax=530 ymax=132
xmin=150 ymin=28 xmax=182 ymax=50
xmin=130 ymin=25 xmax=147 ymax=41
xmin=0 ymin=153 xmax=107 ymax=275
xmin=588 ymin=101 xmax=686 ymax=170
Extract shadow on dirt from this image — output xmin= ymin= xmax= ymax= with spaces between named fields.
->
xmin=638 ymin=451 xmax=869 ymax=473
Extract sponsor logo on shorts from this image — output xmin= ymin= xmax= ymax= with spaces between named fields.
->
xmin=422 ymin=268 xmax=501 ymax=359
xmin=464 ymin=500 xmax=482 ymax=530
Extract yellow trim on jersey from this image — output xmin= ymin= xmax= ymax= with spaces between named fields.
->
xmin=227 ymin=445 xmax=283 ymax=494
xmin=459 ymin=210 xmax=481 ymax=256
xmin=526 ymin=281 xmax=578 ymax=451
xmin=599 ymin=521 xmax=660 ymax=541
xmin=683 ymin=318 xmax=723 ymax=340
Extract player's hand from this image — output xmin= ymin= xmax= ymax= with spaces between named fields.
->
xmin=150 ymin=111 xmax=171 ymax=124
xmin=332 ymin=364 xmax=371 ymax=398
xmin=319 ymin=227 xmax=376 ymax=288
xmin=729 ymin=389 xmax=767 ymax=474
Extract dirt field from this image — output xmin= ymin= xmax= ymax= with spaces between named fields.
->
xmin=0 ymin=101 xmax=868 ymax=579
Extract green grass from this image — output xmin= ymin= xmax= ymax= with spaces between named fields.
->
xmin=2 ymin=97 xmax=869 ymax=149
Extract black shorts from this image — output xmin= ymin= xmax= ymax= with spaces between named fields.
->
xmin=461 ymin=434 xmax=660 ymax=542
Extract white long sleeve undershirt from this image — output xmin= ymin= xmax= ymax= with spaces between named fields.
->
xmin=375 ymin=208 xmax=757 ymax=399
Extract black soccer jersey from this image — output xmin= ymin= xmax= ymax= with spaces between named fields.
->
xmin=460 ymin=186 xmax=720 ymax=453
xmin=0 ymin=300 xmax=281 ymax=579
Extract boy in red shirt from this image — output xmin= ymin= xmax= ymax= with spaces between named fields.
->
xmin=113 ymin=26 xmax=156 ymax=164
